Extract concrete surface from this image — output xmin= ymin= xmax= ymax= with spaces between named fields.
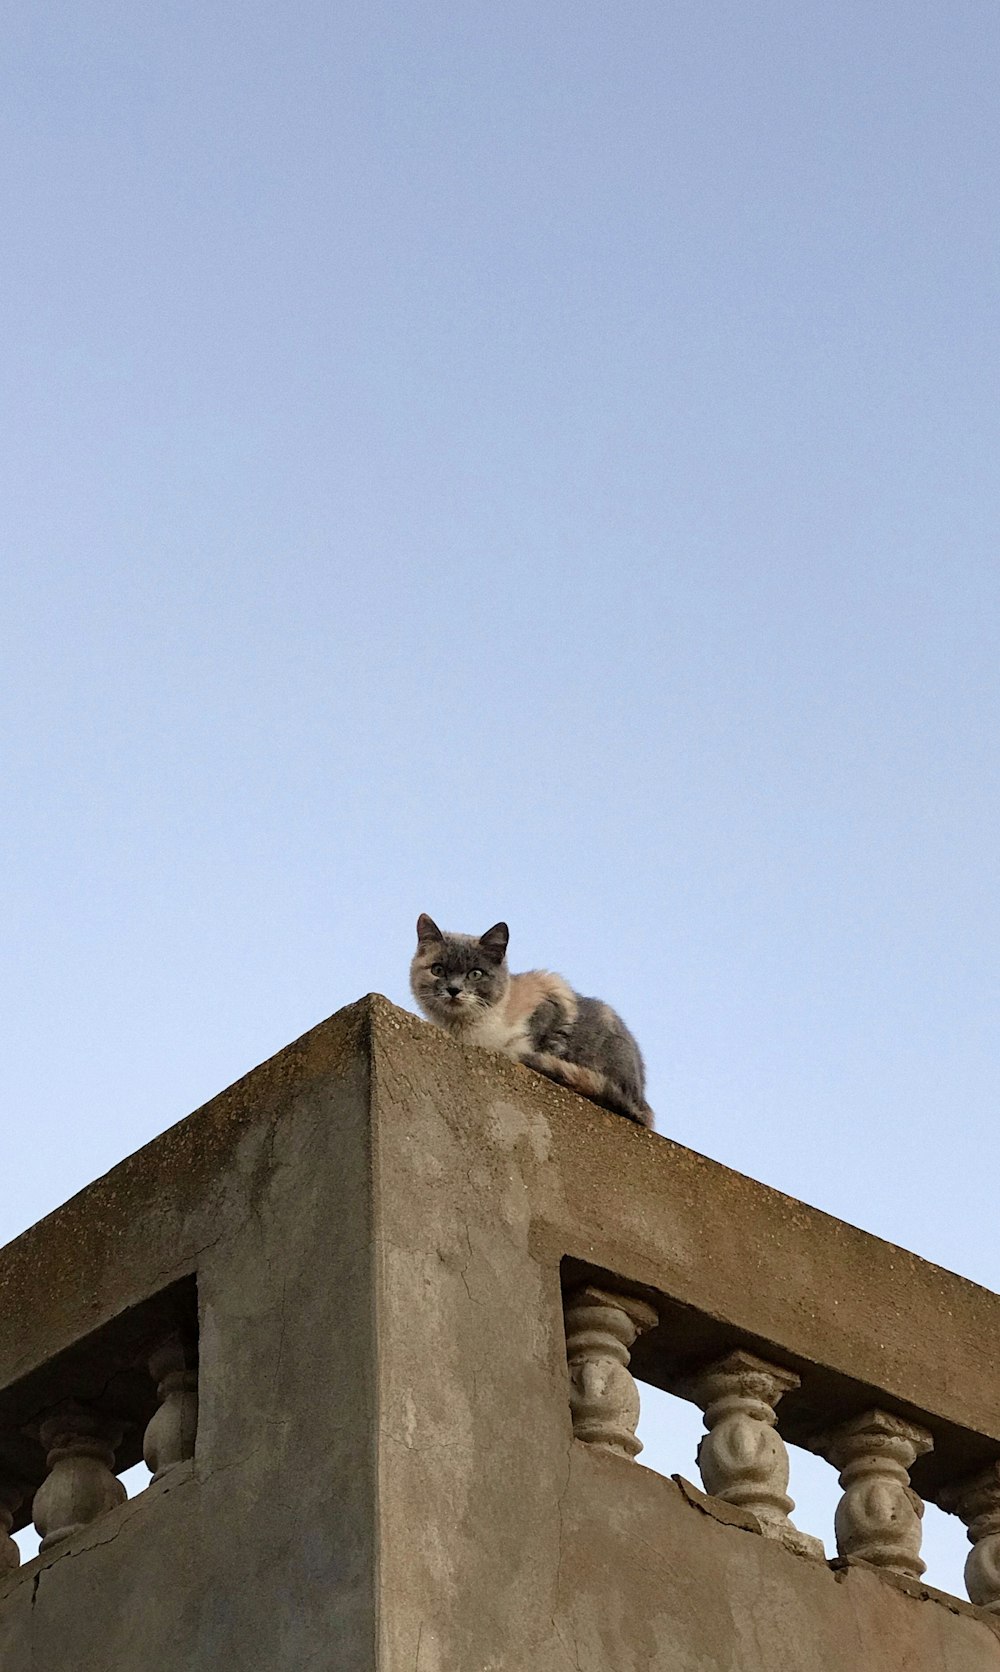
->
xmin=0 ymin=994 xmax=997 ymax=1669
xmin=0 ymin=998 xmax=378 ymax=1670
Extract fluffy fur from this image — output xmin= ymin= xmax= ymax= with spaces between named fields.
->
xmin=409 ymin=915 xmax=653 ymax=1128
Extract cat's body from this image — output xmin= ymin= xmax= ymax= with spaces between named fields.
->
xmin=409 ymin=915 xmax=653 ymax=1128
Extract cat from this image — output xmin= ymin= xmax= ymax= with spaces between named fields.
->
xmin=409 ymin=914 xmax=653 ymax=1128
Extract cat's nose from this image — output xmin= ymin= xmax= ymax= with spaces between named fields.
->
xmin=446 ymin=984 xmax=462 ymax=997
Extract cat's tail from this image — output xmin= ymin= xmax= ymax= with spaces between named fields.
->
xmin=520 ymin=1052 xmax=654 ymax=1129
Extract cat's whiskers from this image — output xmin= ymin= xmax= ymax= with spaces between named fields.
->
xmin=409 ymin=914 xmax=652 ymax=1128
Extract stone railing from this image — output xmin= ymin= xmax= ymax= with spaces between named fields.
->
xmin=0 ymin=995 xmax=995 ymax=1671
xmin=562 ymin=1269 xmax=1000 ymax=1611
xmin=0 ymin=1279 xmax=197 ymax=1569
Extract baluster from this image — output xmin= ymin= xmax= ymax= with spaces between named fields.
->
xmin=0 ymin=1482 xmax=23 ymax=1574
xmin=814 ymin=1409 xmax=932 ymax=1578
xmin=940 ymin=1461 xmax=1000 ymax=1611
xmin=680 ymin=1349 xmax=823 ymax=1557
xmin=563 ymin=1284 xmax=657 ymax=1459
xmin=143 ymin=1335 xmax=198 ymax=1481
xmin=32 ymin=1405 xmax=125 ymax=1553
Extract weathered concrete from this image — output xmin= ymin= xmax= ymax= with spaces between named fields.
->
xmin=0 ymin=998 xmax=378 ymax=1670
xmin=0 ymin=994 xmax=998 ymax=1669
xmin=371 ymin=999 xmax=1000 ymax=1669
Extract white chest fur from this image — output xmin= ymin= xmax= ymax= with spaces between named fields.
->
xmin=463 ymin=1007 xmax=533 ymax=1058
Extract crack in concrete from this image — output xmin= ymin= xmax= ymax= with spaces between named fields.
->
xmin=384 ymin=1432 xmax=474 ymax=1457
xmin=672 ymin=1472 xmax=763 ymax=1535
xmin=269 ymin=1274 xmax=290 ymax=1406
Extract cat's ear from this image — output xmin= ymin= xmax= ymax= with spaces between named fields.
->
xmin=416 ymin=913 xmax=443 ymax=945
xmin=478 ymin=921 xmax=509 ymax=960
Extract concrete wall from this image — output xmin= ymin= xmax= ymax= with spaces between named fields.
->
xmin=372 ymin=1000 xmax=1000 ymax=1670
xmin=0 ymin=1000 xmax=379 ymax=1671
xmin=1 ymin=995 xmax=998 ymax=1669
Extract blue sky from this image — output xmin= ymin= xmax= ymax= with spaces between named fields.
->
xmin=3 ymin=1 xmax=998 ymax=1590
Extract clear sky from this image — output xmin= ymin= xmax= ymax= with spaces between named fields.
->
xmin=3 ymin=0 xmax=998 ymax=1591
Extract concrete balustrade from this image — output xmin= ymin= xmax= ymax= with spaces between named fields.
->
xmin=565 ymin=1270 xmax=1000 ymax=1611
xmin=941 ymin=1462 xmax=1000 ymax=1612
xmin=143 ymin=1336 xmax=199 ymax=1482
xmin=680 ymin=1349 xmax=824 ymax=1559
xmin=564 ymin=1284 xmax=657 ymax=1459
xmin=563 ymin=1265 xmax=996 ymax=1602
xmin=0 ymin=1282 xmax=197 ymax=1571
xmin=0 ymin=995 xmax=997 ymax=1671
xmin=814 ymin=1409 xmax=933 ymax=1578
xmin=0 ymin=1485 xmax=22 ymax=1575
xmin=33 ymin=1405 xmax=126 ymax=1553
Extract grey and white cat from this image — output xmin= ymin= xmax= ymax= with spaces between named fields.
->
xmin=410 ymin=915 xmax=653 ymax=1128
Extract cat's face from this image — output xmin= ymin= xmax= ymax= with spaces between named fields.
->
xmin=410 ymin=915 xmax=510 ymax=1027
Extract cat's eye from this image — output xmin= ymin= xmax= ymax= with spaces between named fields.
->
xmin=469 ymin=968 xmax=483 ymax=979
xmin=430 ymin=963 xmax=445 ymax=976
